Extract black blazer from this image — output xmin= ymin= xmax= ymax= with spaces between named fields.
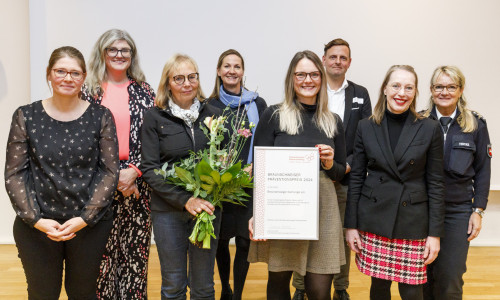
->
xmin=340 ymin=81 xmax=372 ymax=185
xmin=345 ymin=113 xmax=445 ymax=239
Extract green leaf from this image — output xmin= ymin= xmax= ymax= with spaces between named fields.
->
xmin=197 ymin=230 xmax=206 ymax=242
xmin=200 ymin=175 xmax=215 ymax=185
xmin=202 ymin=232 xmax=212 ymax=249
xmin=200 ymin=213 xmax=209 ymax=222
xmin=200 ymin=190 xmax=208 ymax=198
xmin=221 ymin=172 xmax=233 ymax=183
xmin=197 ymin=159 xmax=213 ymax=176
xmin=225 ymin=161 xmax=241 ymax=176
xmin=210 ymin=170 xmax=221 ymax=185
xmin=175 ymin=167 xmax=195 ymax=184
xmin=200 ymin=183 xmax=213 ymax=194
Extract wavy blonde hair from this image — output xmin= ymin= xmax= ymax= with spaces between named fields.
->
xmin=277 ymin=50 xmax=337 ymax=138
xmin=423 ymin=66 xmax=477 ymax=132
xmin=86 ymin=29 xmax=145 ymax=97
xmin=156 ymin=54 xmax=205 ymax=109
xmin=371 ymin=65 xmax=422 ymax=124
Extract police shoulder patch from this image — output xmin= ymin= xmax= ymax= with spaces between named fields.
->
xmin=487 ymin=143 xmax=492 ymax=158
xmin=472 ymin=110 xmax=486 ymax=123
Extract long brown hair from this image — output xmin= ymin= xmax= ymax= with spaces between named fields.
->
xmin=210 ymin=49 xmax=245 ymax=99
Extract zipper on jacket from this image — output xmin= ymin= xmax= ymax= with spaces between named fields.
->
xmin=190 ymin=127 xmax=195 ymax=148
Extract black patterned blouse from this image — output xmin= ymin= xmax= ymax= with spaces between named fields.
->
xmin=5 ymin=101 xmax=119 ymax=227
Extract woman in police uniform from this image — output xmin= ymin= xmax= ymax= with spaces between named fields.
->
xmin=423 ymin=66 xmax=491 ymax=300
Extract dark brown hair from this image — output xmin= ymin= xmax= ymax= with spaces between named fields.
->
xmin=210 ymin=49 xmax=245 ymax=99
xmin=324 ymin=38 xmax=351 ymax=57
xmin=46 ymin=46 xmax=86 ymax=82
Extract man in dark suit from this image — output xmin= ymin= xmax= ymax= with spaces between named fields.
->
xmin=291 ymin=38 xmax=372 ymax=300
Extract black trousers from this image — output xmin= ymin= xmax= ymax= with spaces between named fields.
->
xmin=424 ymin=202 xmax=472 ymax=300
xmin=14 ymin=217 xmax=112 ymax=300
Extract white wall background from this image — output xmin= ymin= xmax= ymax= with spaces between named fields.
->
xmin=0 ymin=0 xmax=499 ymax=243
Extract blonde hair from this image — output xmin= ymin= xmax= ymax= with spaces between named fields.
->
xmin=371 ymin=65 xmax=422 ymax=124
xmin=156 ymin=54 xmax=205 ymax=109
xmin=423 ymin=66 xmax=477 ymax=133
xmin=210 ymin=49 xmax=245 ymax=99
xmin=86 ymin=29 xmax=146 ymax=97
xmin=278 ymin=50 xmax=337 ymax=138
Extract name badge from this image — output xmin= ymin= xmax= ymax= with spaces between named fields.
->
xmin=353 ymin=97 xmax=364 ymax=104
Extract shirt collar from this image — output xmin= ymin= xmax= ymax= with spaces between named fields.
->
xmin=436 ymin=107 xmax=457 ymax=120
xmin=327 ymin=78 xmax=349 ymax=93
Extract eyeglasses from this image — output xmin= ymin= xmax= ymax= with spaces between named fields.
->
xmin=52 ymin=69 xmax=85 ymax=81
xmin=388 ymin=83 xmax=415 ymax=94
xmin=432 ymin=84 xmax=460 ymax=93
xmin=105 ymin=47 xmax=132 ymax=58
xmin=172 ymin=73 xmax=199 ymax=85
xmin=294 ymin=71 xmax=321 ymax=81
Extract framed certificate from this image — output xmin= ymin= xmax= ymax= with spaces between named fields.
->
xmin=253 ymin=146 xmax=319 ymax=240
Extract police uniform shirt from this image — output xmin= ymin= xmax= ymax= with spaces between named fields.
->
xmin=436 ymin=107 xmax=457 ymax=142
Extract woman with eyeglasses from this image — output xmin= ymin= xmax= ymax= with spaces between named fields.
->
xmin=206 ymin=49 xmax=267 ymax=300
xmin=248 ymin=50 xmax=347 ymax=300
xmin=422 ymin=66 xmax=491 ymax=300
xmin=141 ymin=53 xmax=223 ymax=299
xmin=5 ymin=46 xmax=119 ymax=299
xmin=81 ymin=29 xmax=155 ymax=299
xmin=344 ymin=65 xmax=445 ymax=300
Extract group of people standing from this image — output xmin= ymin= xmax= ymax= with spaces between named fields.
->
xmin=4 ymin=29 xmax=491 ymax=300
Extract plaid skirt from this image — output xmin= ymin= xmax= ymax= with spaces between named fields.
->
xmin=356 ymin=231 xmax=427 ymax=285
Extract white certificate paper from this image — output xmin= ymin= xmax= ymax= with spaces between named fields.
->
xmin=253 ymin=147 xmax=319 ymax=240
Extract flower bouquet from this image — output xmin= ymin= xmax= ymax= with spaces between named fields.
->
xmin=154 ymin=106 xmax=255 ymax=249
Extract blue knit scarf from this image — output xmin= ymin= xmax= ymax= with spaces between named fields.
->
xmin=219 ymin=85 xmax=259 ymax=164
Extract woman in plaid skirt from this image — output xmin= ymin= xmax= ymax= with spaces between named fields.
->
xmin=345 ymin=65 xmax=445 ymax=300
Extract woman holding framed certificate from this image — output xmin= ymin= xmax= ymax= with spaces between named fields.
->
xmin=248 ymin=50 xmax=347 ymax=300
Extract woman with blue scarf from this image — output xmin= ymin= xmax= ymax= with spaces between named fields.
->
xmin=208 ymin=49 xmax=267 ymax=300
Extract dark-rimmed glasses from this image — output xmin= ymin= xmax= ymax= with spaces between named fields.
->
xmin=105 ymin=47 xmax=132 ymax=58
xmin=52 ymin=69 xmax=85 ymax=81
xmin=432 ymin=84 xmax=460 ymax=93
xmin=172 ymin=73 xmax=199 ymax=85
xmin=294 ymin=71 xmax=321 ymax=81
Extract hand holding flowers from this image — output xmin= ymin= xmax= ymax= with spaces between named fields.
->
xmin=155 ymin=102 xmax=256 ymax=248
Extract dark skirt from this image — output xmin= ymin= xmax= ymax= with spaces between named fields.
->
xmin=219 ymin=188 xmax=253 ymax=240
xmin=356 ymin=231 xmax=427 ymax=285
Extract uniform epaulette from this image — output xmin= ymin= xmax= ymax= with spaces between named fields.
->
xmin=471 ymin=111 xmax=486 ymax=123
xmin=417 ymin=109 xmax=430 ymax=118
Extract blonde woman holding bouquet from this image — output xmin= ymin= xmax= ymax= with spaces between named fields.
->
xmin=141 ymin=54 xmax=223 ymax=299
xmin=248 ymin=50 xmax=347 ymax=300
xmin=207 ymin=49 xmax=267 ymax=300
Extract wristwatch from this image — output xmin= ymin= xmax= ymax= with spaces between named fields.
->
xmin=472 ymin=208 xmax=485 ymax=218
